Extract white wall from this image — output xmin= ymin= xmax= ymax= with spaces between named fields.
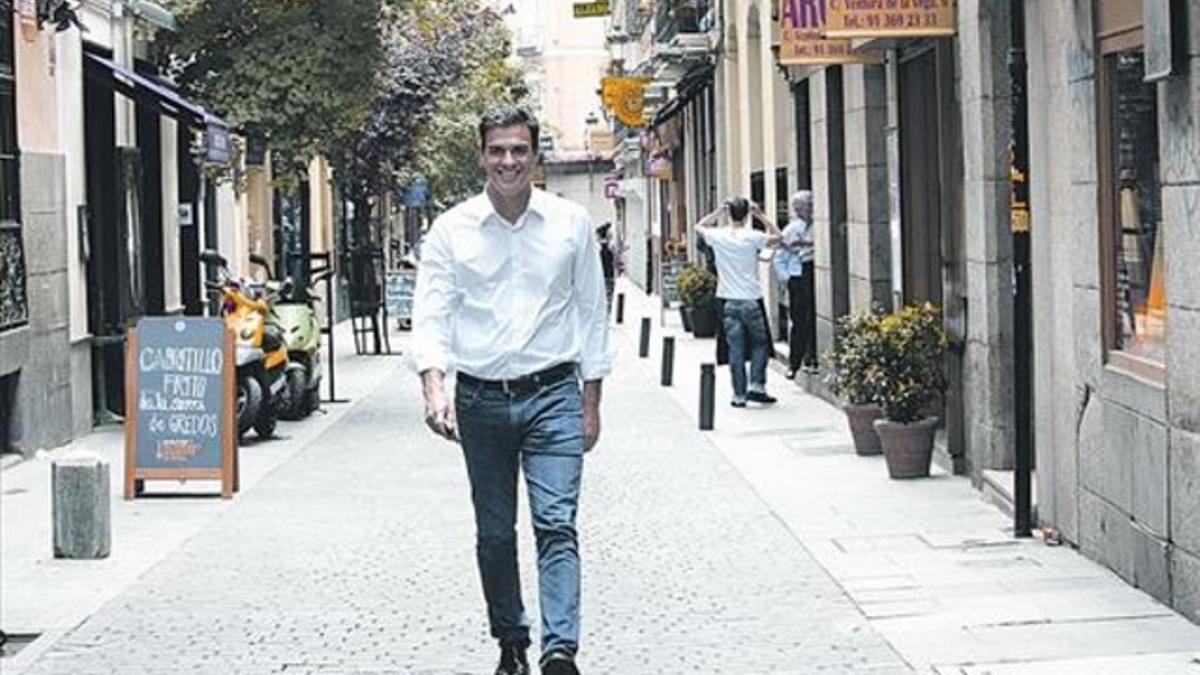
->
xmin=546 ymin=171 xmax=617 ymax=228
xmin=160 ymin=117 xmax=181 ymax=313
xmin=54 ymin=31 xmax=88 ymax=340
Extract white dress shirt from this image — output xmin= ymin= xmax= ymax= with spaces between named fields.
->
xmin=411 ymin=189 xmax=614 ymax=381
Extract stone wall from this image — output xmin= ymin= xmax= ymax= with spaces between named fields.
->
xmin=843 ymin=64 xmax=892 ymax=313
xmin=10 ymin=152 xmax=80 ymax=454
xmin=956 ymin=2 xmax=1017 ymax=475
xmin=1027 ymin=0 xmax=1200 ymax=624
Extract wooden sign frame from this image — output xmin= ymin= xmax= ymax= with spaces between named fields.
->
xmin=124 ymin=323 xmax=238 ymax=499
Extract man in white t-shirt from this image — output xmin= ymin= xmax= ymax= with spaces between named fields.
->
xmin=695 ymin=198 xmax=783 ymax=407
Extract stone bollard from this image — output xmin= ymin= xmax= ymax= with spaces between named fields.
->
xmin=52 ymin=450 xmax=111 ymax=559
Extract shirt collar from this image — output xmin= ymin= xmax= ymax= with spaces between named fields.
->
xmin=475 ymin=188 xmax=550 ymax=228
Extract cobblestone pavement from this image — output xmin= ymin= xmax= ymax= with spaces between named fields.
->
xmin=19 ymin=332 xmax=909 ymax=675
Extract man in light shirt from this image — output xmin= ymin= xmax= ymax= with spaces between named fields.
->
xmin=695 ymin=197 xmax=783 ymax=407
xmin=773 ymin=190 xmax=817 ymax=379
xmin=411 ymin=107 xmax=611 ymax=675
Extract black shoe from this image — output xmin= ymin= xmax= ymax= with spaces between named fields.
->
xmin=496 ymin=641 xmax=530 ymax=675
xmin=540 ymin=650 xmax=579 ymax=675
xmin=731 ymin=399 xmax=747 ymax=408
xmin=785 ymin=368 xmax=798 ymax=380
xmin=746 ymin=391 xmax=777 ymax=404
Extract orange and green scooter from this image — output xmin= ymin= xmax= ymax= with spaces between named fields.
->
xmin=249 ymin=254 xmax=331 ymax=420
xmin=200 ymin=250 xmax=288 ymax=439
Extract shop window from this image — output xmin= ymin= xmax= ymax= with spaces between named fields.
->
xmin=1097 ymin=3 xmax=1165 ymax=376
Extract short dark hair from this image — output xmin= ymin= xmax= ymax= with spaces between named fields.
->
xmin=726 ymin=197 xmax=750 ymax=221
xmin=479 ymin=106 xmax=540 ymax=152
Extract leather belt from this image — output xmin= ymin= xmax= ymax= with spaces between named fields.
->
xmin=456 ymin=362 xmax=578 ymax=395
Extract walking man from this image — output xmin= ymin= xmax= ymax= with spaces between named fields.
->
xmin=695 ymin=198 xmax=783 ymax=407
xmin=411 ymin=107 xmax=612 ymax=675
xmin=774 ymin=190 xmax=817 ymax=379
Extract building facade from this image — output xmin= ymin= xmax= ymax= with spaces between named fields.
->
xmin=1027 ymin=0 xmax=1199 ymax=621
xmin=0 ymin=1 xmax=341 ymax=457
xmin=604 ymin=0 xmax=1200 ymax=623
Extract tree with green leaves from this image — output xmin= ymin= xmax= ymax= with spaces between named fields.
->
xmin=331 ymin=0 xmax=527 ymax=239
xmin=159 ymin=0 xmax=384 ymax=186
xmin=404 ymin=9 xmax=528 ymax=207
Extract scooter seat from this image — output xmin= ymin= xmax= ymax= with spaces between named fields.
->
xmin=262 ymin=325 xmax=286 ymax=352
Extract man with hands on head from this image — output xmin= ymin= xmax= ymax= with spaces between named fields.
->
xmin=410 ymin=107 xmax=612 ymax=675
xmin=695 ymin=197 xmax=782 ymax=408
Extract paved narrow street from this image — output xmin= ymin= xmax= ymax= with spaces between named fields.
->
xmin=15 ymin=326 xmax=907 ymax=674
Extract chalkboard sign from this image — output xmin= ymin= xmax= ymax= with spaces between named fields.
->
xmin=385 ymin=271 xmax=417 ymax=319
xmin=661 ymin=260 xmax=685 ymax=308
xmin=124 ymin=317 xmax=236 ymax=499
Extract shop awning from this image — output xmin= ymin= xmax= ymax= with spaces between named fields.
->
xmin=650 ymin=62 xmax=715 ymax=128
xmin=83 ymin=52 xmax=226 ymax=128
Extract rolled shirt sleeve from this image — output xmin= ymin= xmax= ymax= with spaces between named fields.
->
xmin=574 ymin=210 xmax=614 ymax=381
xmin=410 ymin=219 xmax=456 ymax=375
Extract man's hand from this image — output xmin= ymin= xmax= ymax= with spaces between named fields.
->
xmin=583 ymin=379 xmax=603 ymax=452
xmin=421 ymin=370 xmax=458 ymax=442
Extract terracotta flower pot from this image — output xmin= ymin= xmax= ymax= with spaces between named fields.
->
xmin=843 ymin=403 xmax=883 ymax=456
xmin=874 ymin=417 xmax=938 ymax=479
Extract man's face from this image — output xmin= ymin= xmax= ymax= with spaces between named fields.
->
xmin=792 ymin=198 xmax=812 ymax=220
xmin=482 ymin=124 xmax=535 ymax=199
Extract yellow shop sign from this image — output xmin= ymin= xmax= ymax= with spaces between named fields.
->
xmin=824 ymin=0 xmax=956 ymax=40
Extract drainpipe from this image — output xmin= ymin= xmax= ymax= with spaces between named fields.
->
xmin=1010 ymin=0 xmax=1034 ymax=539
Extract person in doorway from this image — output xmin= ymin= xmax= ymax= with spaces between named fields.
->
xmin=411 ymin=106 xmax=612 ymax=675
xmin=695 ymin=197 xmax=783 ymax=407
xmin=773 ymin=190 xmax=817 ymax=379
xmin=596 ymin=222 xmax=616 ymax=313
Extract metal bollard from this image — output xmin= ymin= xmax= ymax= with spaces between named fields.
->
xmin=616 ymin=293 xmax=625 ymax=324
xmin=639 ymin=317 xmax=651 ymax=358
xmin=699 ymin=363 xmax=715 ymax=430
xmin=660 ymin=336 xmax=675 ymax=386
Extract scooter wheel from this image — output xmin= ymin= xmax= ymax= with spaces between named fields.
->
xmin=237 ymin=376 xmax=262 ymax=436
xmin=281 ymin=369 xmax=308 ymax=420
xmin=253 ymin=405 xmax=277 ymax=439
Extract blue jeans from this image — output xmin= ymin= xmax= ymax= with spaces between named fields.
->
xmin=455 ymin=373 xmax=584 ymax=656
xmin=722 ymin=299 xmax=769 ymax=399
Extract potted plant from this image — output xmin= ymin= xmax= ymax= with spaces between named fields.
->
xmin=826 ymin=311 xmax=887 ymax=456
xmin=676 ymin=264 xmax=719 ymax=338
xmin=873 ymin=303 xmax=949 ymax=479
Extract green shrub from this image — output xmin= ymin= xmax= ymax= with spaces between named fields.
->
xmin=875 ymin=303 xmax=949 ymax=423
xmin=825 ymin=310 xmax=887 ymax=405
xmin=676 ymin=264 xmax=717 ymax=308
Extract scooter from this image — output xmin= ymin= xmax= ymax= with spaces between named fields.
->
xmin=249 ymin=254 xmax=331 ymax=420
xmin=200 ymin=250 xmax=288 ymax=439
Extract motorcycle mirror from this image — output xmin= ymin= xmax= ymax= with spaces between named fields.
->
xmin=249 ymin=253 xmax=273 ymax=277
xmin=199 ymin=250 xmax=227 ymax=267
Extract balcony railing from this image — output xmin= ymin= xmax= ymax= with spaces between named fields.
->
xmin=654 ymin=0 xmax=707 ymax=44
